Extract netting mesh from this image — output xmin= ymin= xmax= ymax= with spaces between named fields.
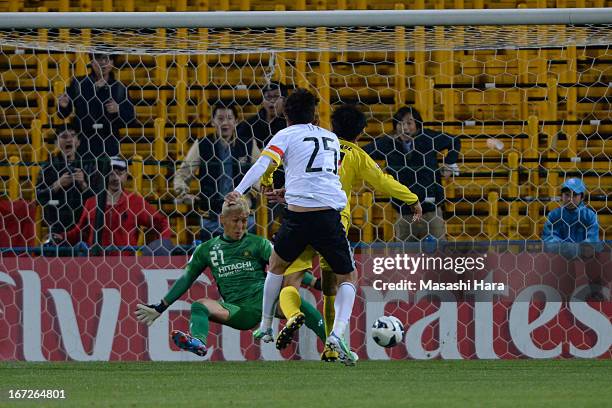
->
xmin=0 ymin=23 xmax=611 ymax=54
xmin=0 ymin=14 xmax=610 ymax=361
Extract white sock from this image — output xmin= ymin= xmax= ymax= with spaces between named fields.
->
xmin=260 ymin=272 xmax=284 ymax=330
xmin=331 ymin=282 xmax=356 ymax=337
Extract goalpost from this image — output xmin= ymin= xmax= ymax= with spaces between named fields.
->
xmin=0 ymin=9 xmax=610 ymax=361
xmin=0 ymin=8 xmax=609 ymax=242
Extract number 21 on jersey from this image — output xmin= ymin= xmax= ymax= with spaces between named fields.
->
xmin=210 ymin=250 xmax=225 ymax=267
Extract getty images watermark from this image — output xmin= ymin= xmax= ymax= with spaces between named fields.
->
xmin=369 ymin=253 xmax=504 ymax=292
xmin=361 ymin=244 xmax=609 ymax=301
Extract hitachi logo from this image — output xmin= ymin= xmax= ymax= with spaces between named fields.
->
xmin=217 ymin=261 xmax=253 ymax=275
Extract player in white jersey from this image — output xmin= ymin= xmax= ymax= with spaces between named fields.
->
xmin=261 ymin=123 xmax=347 ymax=210
xmin=226 ymin=89 xmax=358 ymax=365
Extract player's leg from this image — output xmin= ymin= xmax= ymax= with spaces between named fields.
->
xmin=331 ymin=271 xmax=357 ymax=339
xmin=323 ymin=271 xmax=358 ymax=366
xmin=319 ymin=259 xmax=337 ymax=337
xmin=318 ymin=262 xmax=340 ymax=362
xmin=319 ymin=212 xmax=350 ymax=337
xmin=171 ymin=298 xmax=230 ymax=357
xmin=222 ymin=303 xmax=261 ymax=331
xmin=319 ymin=212 xmax=351 ymax=361
xmin=277 ymin=246 xmax=328 ymax=349
xmin=299 ymin=297 xmax=326 ymax=343
xmin=276 ymin=273 xmax=306 ymax=348
xmin=311 ymin=210 xmax=358 ymax=365
xmin=258 ymin=210 xmax=309 ymax=337
xmin=256 ymin=250 xmax=292 ymax=341
xmin=278 ymin=280 xmax=327 ymax=349
xmin=276 ymin=250 xmax=310 ymax=349
xmin=278 ymin=292 xmax=327 ymax=349
xmin=278 ymin=247 xmax=314 ymax=319
xmin=327 ymin=212 xmax=354 ymax=337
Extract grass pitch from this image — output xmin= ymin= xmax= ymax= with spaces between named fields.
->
xmin=1 ymin=360 xmax=610 ymax=407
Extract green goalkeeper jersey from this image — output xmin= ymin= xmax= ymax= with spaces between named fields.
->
xmin=164 ymin=233 xmax=272 ymax=305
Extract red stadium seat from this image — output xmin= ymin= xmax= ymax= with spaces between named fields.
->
xmin=0 ymin=199 xmax=36 ymax=253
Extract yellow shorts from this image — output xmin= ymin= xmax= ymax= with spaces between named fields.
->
xmin=283 ymin=213 xmax=350 ymax=276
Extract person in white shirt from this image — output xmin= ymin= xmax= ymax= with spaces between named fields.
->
xmin=225 ymin=89 xmax=357 ymax=365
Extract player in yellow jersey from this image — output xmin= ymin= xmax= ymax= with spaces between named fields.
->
xmin=262 ymin=105 xmax=422 ymax=362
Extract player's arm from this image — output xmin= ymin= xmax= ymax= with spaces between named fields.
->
xmin=360 ymin=151 xmax=423 ymax=221
xmin=135 ymin=244 xmax=209 ymax=326
xmin=228 ymin=155 xmax=276 ymax=203
xmin=259 ymin=152 xmax=280 ymax=191
xmin=264 ymin=187 xmax=286 ymax=203
xmin=229 ymin=132 xmax=287 ymax=201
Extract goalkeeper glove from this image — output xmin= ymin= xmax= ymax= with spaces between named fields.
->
xmin=135 ymin=301 xmax=168 ymax=326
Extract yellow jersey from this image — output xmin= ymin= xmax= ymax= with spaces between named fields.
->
xmin=275 ymin=139 xmax=419 ymax=275
xmin=337 ymin=139 xmax=418 ymax=221
xmin=262 ymin=138 xmax=418 ymax=220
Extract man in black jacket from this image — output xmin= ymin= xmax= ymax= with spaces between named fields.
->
xmin=364 ymin=106 xmax=461 ymax=241
xmin=236 ymin=81 xmax=288 ymax=150
xmin=236 ymin=82 xmax=289 ymax=229
xmin=57 ymin=53 xmax=135 ymax=159
xmin=174 ymin=104 xmax=258 ymax=241
xmin=35 ymin=126 xmax=96 ymax=235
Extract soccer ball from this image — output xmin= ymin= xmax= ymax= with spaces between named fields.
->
xmin=371 ymin=316 xmax=404 ymax=348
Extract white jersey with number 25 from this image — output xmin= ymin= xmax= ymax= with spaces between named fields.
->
xmin=262 ymin=124 xmax=347 ymax=210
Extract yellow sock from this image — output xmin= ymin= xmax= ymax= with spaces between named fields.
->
xmin=279 ymin=286 xmax=302 ymax=319
xmin=323 ymin=295 xmax=335 ymax=337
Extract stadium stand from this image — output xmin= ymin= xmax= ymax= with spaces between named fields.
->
xmin=0 ymin=0 xmax=609 ymax=249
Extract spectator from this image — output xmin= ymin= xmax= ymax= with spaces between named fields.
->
xmin=364 ymin=106 xmax=461 ymax=241
xmin=35 ymin=126 xmax=95 ymax=235
xmin=543 ymin=178 xmax=600 ymax=256
xmin=237 ymin=82 xmax=289 ymax=229
xmin=543 ymin=179 xmax=603 ymax=298
xmin=174 ymin=104 xmax=257 ymax=241
xmin=237 ymin=81 xmax=288 ymax=150
xmin=57 ymin=157 xmax=173 ymax=255
xmin=57 ymin=53 xmax=135 ymax=159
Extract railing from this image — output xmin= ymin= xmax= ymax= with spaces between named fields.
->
xmin=2 ymin=240 xmax=609 ymax=256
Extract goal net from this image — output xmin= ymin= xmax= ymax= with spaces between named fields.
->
xmin=0 ymin=9 xmax=610 ymax=361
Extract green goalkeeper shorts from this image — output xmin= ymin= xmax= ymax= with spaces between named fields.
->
xmin=219 ymin=299 xmax=262 ymax=331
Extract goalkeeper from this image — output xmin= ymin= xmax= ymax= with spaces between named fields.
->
xmin=135 ymin=198 xmax=325 ymax=357
xmin=263 ymin=105 xmax=422 ymax=361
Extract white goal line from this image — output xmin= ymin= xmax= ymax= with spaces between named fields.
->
xmin=0 ymin=8 xmax=610 ymax=30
